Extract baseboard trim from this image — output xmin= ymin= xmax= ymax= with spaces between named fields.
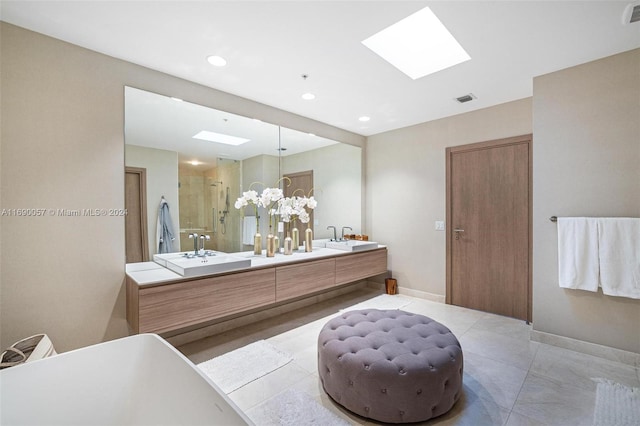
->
xmin=530 ymin=330 xmax=640 ymax=367
xmin=365 ymin=281 xmax=446 ymax=303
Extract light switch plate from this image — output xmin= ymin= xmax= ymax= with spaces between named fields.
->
xmin=435 ymin=221 xmax=445 ymax=231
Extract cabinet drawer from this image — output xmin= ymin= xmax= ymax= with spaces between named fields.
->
xmin=276 ymin=258 xmax=335 ymax=301
xmin=335 ymin=248 xmax=387 ymax=285
xmin=138 ymin=268 xmax=276 ymax=333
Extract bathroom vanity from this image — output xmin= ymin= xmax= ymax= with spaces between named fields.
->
xmin=126 ymin=246 xmax=387 ymax=335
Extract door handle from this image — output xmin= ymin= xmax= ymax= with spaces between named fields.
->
xmin=454 ymin=228 xmax=464 ymax=240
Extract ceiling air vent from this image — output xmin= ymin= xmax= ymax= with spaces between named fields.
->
xmin=455 ymin=93 xmax=476 ymax=104
xmin=623 ymin=2 xmax=640 ymax=24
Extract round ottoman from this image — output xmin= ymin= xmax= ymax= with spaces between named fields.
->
xmin=317 ymin=309 xmax=463 ymax=423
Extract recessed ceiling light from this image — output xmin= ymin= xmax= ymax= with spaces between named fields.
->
xmin=193 ymin=130 xmax=250 ymax=146
xmin=362 ymin=6 xmax=470 ymax=80
xmin=207 ymin=55 xmax=227 ymax=67
xmin=359 ymin=116 xmax=371 ymax=122
xmin=189 ymin=160 xmax=201 ymax=166
xmin=301 ymin=93 xmax=316 ymax=100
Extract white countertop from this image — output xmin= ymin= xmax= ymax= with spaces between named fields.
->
xmin=126 ymin=245 xmax=385 ymax=286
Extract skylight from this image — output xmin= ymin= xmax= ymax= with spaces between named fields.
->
xmin=192 ymin=130 xmax=250 ymax=146
xmin=361 ymin=6 xmax=470 ymax=80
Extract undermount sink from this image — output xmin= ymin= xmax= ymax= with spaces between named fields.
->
xmin=154 ymin=252 xmax=251 ymax=277
xmin=325 ymin=240 xmax=379 ymax=252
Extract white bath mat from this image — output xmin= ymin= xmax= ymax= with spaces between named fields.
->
xmin=340 ymin=294 xmax=411 ymax=312
xmin=592 ymin=378 xmax=640 ymax=425
xmin=248 ymin=389 xmax=350 ymax=426
xmin=198 ymin=340 xmax=293 ymax=394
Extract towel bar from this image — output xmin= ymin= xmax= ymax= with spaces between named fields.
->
xmin=550 ymin=216 xmax=557 ymax=222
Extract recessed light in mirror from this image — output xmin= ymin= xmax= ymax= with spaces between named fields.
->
xmin=193 ymin=130 xmax=250 ymax=146
xmin=189 ymin=160 xmax=202 ymax=166
xmin=170 ymin=97 xmax=183 ymax=102
xmin=359 ymin=116 xmax=371 ymax=122
xmin=301 ymin=93 xmax=316 ymax=100
xmin=207 ymin=55 xmax=227 ymax=67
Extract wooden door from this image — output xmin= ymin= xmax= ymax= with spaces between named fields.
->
xmin=125 ymin=167 xmax=149 ymax=263
xmin=283 ymin=170 xmax=314 ymax=245
xmin=446 ymin=135 xmax=532 ymax=321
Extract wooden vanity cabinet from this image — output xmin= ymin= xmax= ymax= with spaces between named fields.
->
xmin=335 ymin=249 xmax=388 ymax=285
xmin=276 ymin=258 xmax=335 ymax=302
xmin=133 ymin=268 xmax=275 ymax=334
xmin=127 ymin=247 xmax=387 ymax=335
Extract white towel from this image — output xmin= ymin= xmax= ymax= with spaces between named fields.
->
xmin=557 ymin=217 xmax=600 ymax=292
xmin=597 ymin=218 xmax=640 ymax=299
xmin=242 ymin=216 xmax=257 ymax=245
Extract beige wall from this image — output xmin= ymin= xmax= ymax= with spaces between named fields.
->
xmin=532 ymin=49 xmax=640 ymax=353
xmin=0 ymin=23 xmax=364 ymax=352
xmin=125 ymin=144 xmax=180 ymax=256
xmin=282 ymin=143 xmax=362 ymax=238
xmin=366 ymin=98 xmax=533 ymax=298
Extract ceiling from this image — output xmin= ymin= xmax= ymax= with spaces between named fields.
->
xmin=1 ymin=1 xmax=639 ymax=137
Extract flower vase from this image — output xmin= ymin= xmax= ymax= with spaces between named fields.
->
xmin=266 ymin=227 xmax=275 ymax=257
xmin=274 ymin=234 xmax=280 ymax=254
xmin=284 ymin=232 xmax=293 ymax=255
xmin=305 ymin=226 xmax=313 ymax=252
xmin=292 ymin=225 xmax=299 ymax=252
xmin=253 ymin=232 xmax=262 ymax=255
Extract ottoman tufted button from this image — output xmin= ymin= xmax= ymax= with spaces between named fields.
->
xmin=318 ymin=309 xmax=463 ymax=424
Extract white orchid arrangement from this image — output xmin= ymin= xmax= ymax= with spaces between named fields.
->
xmin=260 ymin=187 xmax=284 ymax=230
xmin=235 ymin=182 xmax=317 ymax=233
xmin=234 ymin=189 xmax=261 ymax=231
xmin=278 ymin=195 xmax=317 ymax=227
xmin=235 ymin=186 xmax=285 ymax=232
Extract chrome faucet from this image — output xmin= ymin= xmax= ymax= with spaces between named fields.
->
xmin=188 ymin=233 xmax=211 ymax=256
xmin=199 ymin=234 xmax=211 ymax=254
xmin=327 ymin=226 xmax=337 ymax=241
xmin=189 ymin=233 xmax=199 ymax=254
xmin=341 ymin=226 xmax=353 ymax=240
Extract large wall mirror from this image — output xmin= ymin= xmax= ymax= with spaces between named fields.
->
xmin=124 ymin=86 xmax=361 ymax=261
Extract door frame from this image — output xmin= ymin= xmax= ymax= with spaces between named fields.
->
xmin=125 ymin=166 xmax=149 ymax=262
xmin=445 ymin=134 xmax=533 ymax=322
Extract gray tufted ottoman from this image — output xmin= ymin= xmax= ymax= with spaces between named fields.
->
xmin=317 ymin=309 xmax=463 ymax=423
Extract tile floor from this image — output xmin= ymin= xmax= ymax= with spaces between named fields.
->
xmin=178 ymin=288 xmax=640 ymax=425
